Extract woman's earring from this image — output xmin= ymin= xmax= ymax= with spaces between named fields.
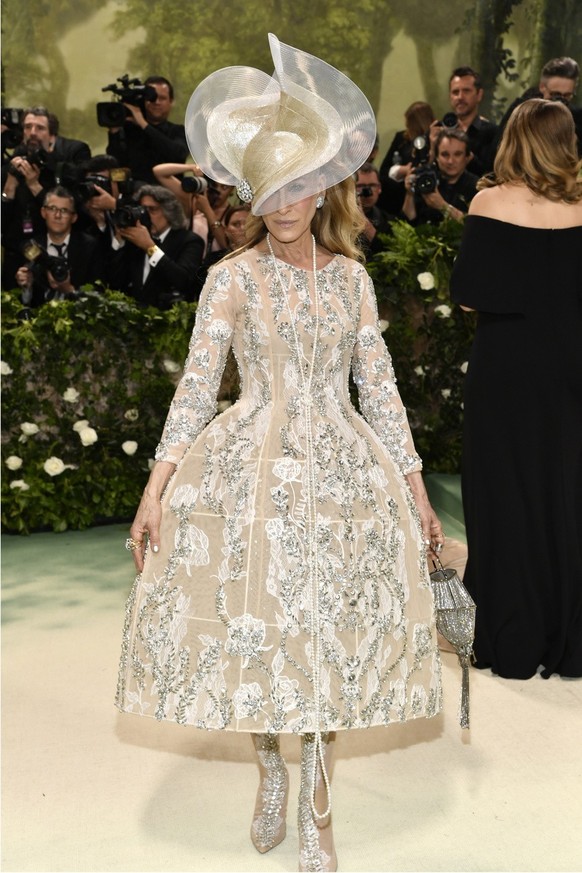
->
xmin=316 ymin=196 xmax=325 ymax=209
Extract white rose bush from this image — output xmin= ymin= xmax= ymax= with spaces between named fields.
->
xmin=1 ymin=289 xmax=200 ymax=534
xmin=366 ymin=218 xmax=476 ymax=473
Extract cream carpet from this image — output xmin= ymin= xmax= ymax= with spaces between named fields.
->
xmin=2 ymin=479 xmax=581 ymax=873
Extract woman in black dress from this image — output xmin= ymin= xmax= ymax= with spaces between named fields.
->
xmin=450 ymin=99 xmax=582 ymax=679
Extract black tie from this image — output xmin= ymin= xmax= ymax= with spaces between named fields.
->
xmin=53 ymin=243 xmax=66 ymax=258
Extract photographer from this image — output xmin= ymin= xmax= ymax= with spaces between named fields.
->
xmin=105 ymin=76 xmax=189 ymax=186
xmin=108 ymin=184 xmax=204 ymax=308
xmin=153 ymin=162 xmax=233 ymax=256
xmin=355 ymin=162 xmax=395 ymax=256
xmin=402 ymin=129 xmax=478 ymax=226
xmin=1 ymin=106 xmax=91 ymax=289
xmin=14 ymin=186 xmax=102 ymax=307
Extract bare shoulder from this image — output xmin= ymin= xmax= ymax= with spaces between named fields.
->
xmin=467 ymin=186 xmax=508 ymax=219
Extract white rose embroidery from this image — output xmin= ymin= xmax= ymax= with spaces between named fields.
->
xmin=272 ymin=458 xmax=302 ymax=482
xmin=225 ymin=614 xmax=271 ymax=666
xmin=232 ymin=682 xmax=265 ymax=720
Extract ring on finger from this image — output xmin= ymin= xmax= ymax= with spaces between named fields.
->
xmin=125 ymin=537 xmax=143 ymax=552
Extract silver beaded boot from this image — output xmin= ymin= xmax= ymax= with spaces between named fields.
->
xmin=298 ymin=732 xmax=337 ymax=872
xmin=250 ymin=732 xmax=289 ymax=853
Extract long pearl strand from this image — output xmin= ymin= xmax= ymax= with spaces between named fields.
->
xmin=266 ymin=233 xmax=331 ymax=821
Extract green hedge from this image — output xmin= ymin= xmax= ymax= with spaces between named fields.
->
xmin=1 ymin=290 xmax=197 ymax=534
xmin=1 ymin=220 xmax=475 ymax=534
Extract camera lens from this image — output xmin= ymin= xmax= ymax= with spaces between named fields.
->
xmin=181 ymin=176 xmax=208 ymax=194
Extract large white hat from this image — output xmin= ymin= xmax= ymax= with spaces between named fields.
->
xmin=185 ymin=33 xmax=376 ymax=215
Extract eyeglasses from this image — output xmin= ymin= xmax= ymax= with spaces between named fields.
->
xmin=44 ymin=205 xmax=75 ymax=216
xmin=548 ymin=91 xmax=575 ymax=103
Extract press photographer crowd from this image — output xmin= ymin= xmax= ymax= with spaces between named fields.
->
xmin=2 ymin=57 xmax=581 ymax=310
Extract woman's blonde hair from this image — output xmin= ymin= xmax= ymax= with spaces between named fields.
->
xmin=478 ymin=98 xmax=582 ymax=203
xmin=238 ymin=176 xmax=367 ymax=262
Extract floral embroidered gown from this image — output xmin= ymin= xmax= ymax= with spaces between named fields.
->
xmin=116 ymin=250 xmax=442 ymax=732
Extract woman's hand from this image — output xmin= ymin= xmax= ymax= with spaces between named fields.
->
xmin=127 ymin=461 xmax=176 ymax=572
xmin=406 ymin=470 xmax=445 ymax=554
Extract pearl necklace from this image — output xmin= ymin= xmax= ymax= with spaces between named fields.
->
xmin=266 ymin=233 xmax=331 ymax=821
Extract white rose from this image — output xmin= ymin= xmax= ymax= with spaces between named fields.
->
xmin=148 ymin=458 xmax=156 ymax=471
xmin=79 ymin=427 xmax=98 ymax=446
xmin=460 ymin=361 xmax=468 ymax=374
xmin=0 ymin=361 xmax=13 ymax=375
xmin=63 ymin=387 xmax=80 ymax=403
xmin=216 ymin=400 xmax=232 ymax=413
xmin=414 ymin=365 xmax=425 ymax=376
xmin=121 ymin=440 xmax=138 ymax=456
xmin=43 ymin=456 xmax=66 ymax=476
xmin=10 ymin=479 xmax=30 ymax=491
xmin=434 ymin=304 xmax=452 ymax=318
xmin=163 ymin=359 xmax=181 ymax=373
xmin=417 ymin=272 xmax=435 ymax=291
xmin=20 ymin=422 xmax=39 ymax=436
xmin=124 ymin=408 xmax=139 ymax=421
xmin=441 ymin=388 xmax=452 ymax=399
xmin=5 ymin=455 xmax=23 ymax=470
xmin=72 ymin=419 xmax=90 ymax=433
xmin=378 ymin=319 xmax=390 ymax=332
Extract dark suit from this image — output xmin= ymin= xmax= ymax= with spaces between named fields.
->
xmin=107 ymin=120 xmax=188 ymax=186
xmin=109 ymin=227 xmax=204 ymax=308
xmin=50 ymin=136 xmax=92 ymax=167
xmin=23 ymin=230 xmax=103 ymax=307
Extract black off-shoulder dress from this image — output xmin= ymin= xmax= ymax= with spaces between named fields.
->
xmin=450 ymin=215 xmax=582 ymax=679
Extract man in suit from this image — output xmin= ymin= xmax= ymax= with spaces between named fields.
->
xmin=106 ymin=76 xmax=189 ymax=187
xmin=14 ymin=186 xmax=102 ymax=307
xmin=1 ymin=106 xmax=92 ymax=289
xmin=109 ymin=184 xmax=204 ymax=308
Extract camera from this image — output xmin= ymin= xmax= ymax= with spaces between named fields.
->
xmin=410 ymin=135 xmax=439 ymax=194
xmin=111 ymin=203 xmax=151 ymax=229
xmin=1 ymin=108 xmax=24 ymax=154
xmin=181 ymin=175 xmax=208 ymax=195
xmin=358 ymin=185 xmax=374 ymax=198
xmin=96 ymin=74 xmax=158 ymax=128
xmin=7 ymin=141 xmax=50 ymax=177
xmin=435 ymin=112 xmax=458 ymax=129
xmin=22 ymin=239 xmax=69 ymax=283
xmin=411 ymin=164 xmax=439 ymax=194
xmin=77 ymin=174 xmax=113 ymax=201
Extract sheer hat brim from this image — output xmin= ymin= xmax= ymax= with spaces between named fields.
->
xmin=185 ymin=33 xmax=376 ymax=215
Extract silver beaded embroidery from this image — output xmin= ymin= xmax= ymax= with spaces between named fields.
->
xmin=115 ymin=252 xmax=442 ymax=731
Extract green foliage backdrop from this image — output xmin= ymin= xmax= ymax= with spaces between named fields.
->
xmin=2 ymin=0 xmax=580 ymax=154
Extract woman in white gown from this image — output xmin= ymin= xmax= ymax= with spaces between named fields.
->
xmin=117 ymin=34 xmax=445 ymax=872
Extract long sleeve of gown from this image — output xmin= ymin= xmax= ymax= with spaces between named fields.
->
xmin=351 ymin=270 xmax=422 ymax=475
xmin=155 ymin=264 xmax=237 ymax=464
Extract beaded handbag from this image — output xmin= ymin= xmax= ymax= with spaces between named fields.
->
xmin=430 ymin=553 xmax=476 ymax=729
